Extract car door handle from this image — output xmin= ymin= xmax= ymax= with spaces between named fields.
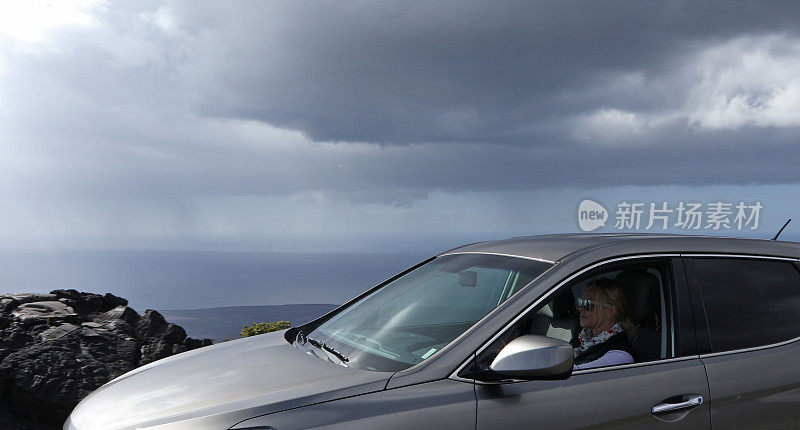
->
xmin=651 ymin=394 xmax=704 ymax=414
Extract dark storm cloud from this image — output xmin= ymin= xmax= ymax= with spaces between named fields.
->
xmin=9 ymin=124 xmax=799 ymax=203
xmin=168 ymin=1 xmax=800 ymax=144
xmin=2 ymin=0 xmax=800 ymax=207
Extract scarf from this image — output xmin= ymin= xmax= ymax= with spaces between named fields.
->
xmin=573 ymin=322 xmax=624 ymax=357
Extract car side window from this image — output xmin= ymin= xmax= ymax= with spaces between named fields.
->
xmin=690 ymin=258 xmax=800 ymax=352
xmin=463 ymin=260 xmax=675 ymax=380
xmin=526 ymin=261 xmax=673 ymax=365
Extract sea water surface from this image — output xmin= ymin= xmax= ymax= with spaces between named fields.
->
xmin=0 ymin=249 xmax=428 ymax=311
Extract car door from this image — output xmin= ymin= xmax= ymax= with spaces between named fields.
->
xmin=686 ymin=256 xmax=800 ymax=429
xmin=464 ymin=257 xmax=710 ymax=429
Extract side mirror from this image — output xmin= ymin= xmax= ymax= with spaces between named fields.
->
xmin=490 ymin=335 xmax=573 ymax=379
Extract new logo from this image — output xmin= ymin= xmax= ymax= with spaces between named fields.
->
xmin=578 ymin=200 xmax=608 ymax=231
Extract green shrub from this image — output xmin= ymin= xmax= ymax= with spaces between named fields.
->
xmin=240 ymin=320 xmax=292 ymax=337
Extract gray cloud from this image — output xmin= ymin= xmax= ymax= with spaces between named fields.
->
xmin=1 ymin=1 xmax=799 ymax=208
xmin=162 ymin=1 xmax=800 ymax=144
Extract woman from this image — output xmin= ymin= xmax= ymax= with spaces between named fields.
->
xmin=572 ymin=277 xmax=636 ymax=370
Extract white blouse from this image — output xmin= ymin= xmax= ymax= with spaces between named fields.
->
xmin=573 ymin=349 xmax=634 ymax=370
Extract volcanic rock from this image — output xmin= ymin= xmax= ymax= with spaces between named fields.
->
xmin=12 ymin=302 xmax=78 ymax=327
xmin=0 ymin=291 xmax=213 ymax=429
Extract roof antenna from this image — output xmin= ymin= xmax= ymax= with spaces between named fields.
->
xmin=772 ymin=219 xmax=791 ymax=240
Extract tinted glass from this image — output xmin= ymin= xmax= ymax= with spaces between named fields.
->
xmin=693 ymin=258 xmax=800 ymax=352
xmin=305 ymin=254 xmax=552 ymax=371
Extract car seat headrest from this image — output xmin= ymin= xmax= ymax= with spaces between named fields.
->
xmin=537 ymin=287 xmax=575 ymax=319
xmin=614 ymin=270 xmax=660 ymax=324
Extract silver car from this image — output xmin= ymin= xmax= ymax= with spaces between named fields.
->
xmin=65 ymin=234 xmax=800 ymax=429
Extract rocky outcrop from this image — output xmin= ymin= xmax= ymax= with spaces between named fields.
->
xmin=0 ymin=290 xmax=213 ymax=429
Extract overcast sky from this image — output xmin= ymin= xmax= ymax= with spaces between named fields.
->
xmin=1 ymin=1 xmax=799 ymax=255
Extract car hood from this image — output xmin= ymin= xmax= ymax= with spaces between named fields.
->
xmin=66 ymin=331 xmax=392 ymax=430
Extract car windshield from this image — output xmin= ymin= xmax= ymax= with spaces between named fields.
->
xmin=303 ymin=253 xmax=553 ymax=372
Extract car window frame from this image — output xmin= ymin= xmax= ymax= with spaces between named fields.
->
xmin=683 ymin=254 xmax=800 ymax=358
xmin=451 ymin=253 xmax=699 ymax=384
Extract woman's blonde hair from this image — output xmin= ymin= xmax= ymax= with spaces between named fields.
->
xmin=584 ymin=277 xmax=637 ymax=338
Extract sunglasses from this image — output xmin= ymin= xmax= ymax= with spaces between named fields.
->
xmin=576 ymin=297 xmax=612 ymax=311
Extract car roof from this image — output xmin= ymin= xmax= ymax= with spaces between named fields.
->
xmin=442 ymin=233 xmax=800 ymax=263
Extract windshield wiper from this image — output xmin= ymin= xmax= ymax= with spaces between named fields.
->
xmin=321 ymin=343 xmax=349 ymax=363
xmin=300 ymin=332 xmax=349 ymax=365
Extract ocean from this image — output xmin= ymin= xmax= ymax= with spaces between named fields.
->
xmin=0 ymin=249 xmax=428 ymax=311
